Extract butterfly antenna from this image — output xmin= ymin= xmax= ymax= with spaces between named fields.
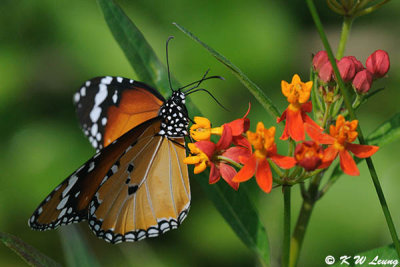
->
xmin=182 ymin=75 xmax=225 ymax=92
xmin=166 ymin=36 xmax=175 ymax=91
xmin=186 ymin=88 xmax=229 ymax=111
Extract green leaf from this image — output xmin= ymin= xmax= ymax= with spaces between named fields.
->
xmin=173 ymin=22 xmax=281 ymax=121
xmin=97 ymin=0 xmax=270 ymax=265
xmin=0 ymin=231 xmax=61 ymax=267
xmin=332 ymin=243 xmax=399 ymax=266
xmin=323 ymin=112 xmax=400 ymax=193
xmin=97 ymin=0 xmax=172 ymax=94
xmin=366 ymin=112 xmax=400 ymax=147
xmin=59 ymin=226 xmax=100 ymax=267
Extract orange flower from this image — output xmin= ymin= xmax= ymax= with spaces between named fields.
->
xmin=294 ymin=141 xmax=324 ymax=171
xmin=277 ymin=74 xmax=322 ymax=141
xmin=233 ymin=122 xmax=296 ymax=193
xmin=306 ymin=115 xmax=379 ymax=176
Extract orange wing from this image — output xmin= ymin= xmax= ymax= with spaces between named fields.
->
xmin=88 ymin=132 xmax=190 ymax=243
xmin=28 ymin=118 xmax=164 ymax=230
xmin=74 ymin=76 xmax=165 ymax=151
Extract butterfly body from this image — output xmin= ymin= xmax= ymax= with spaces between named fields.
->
xmin=29 ymin=76 xmax=191 ymax=244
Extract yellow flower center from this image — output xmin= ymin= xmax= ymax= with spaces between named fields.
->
xmin=190 ymin=116 xmax=223 ymax=141
xmin=246 ymin=122 xmax=276 ymax=159
xmin=281 ymin=74 xmax=313 ymax=105
xmin=329 ymin=115 xmax=358 ymax=146
xmin=183 ymin=143 xmax=210 ymax=174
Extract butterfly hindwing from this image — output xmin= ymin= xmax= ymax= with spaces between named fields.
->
xmin=73 ymin=76 xmax=165 ymax=151
xmin=28 ymin=118 xmax=164 ymax=231
xmin=87 ymin=127 xmax=191 ymax=243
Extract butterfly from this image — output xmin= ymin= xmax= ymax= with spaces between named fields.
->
xmin=28 ymin=74 xmax=195 ymax=243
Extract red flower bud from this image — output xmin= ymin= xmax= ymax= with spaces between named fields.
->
xmin=318 ymin=61 xmax=333 ymax=83
xmin=295 ymin=141 xmax=324 ymax=171
xmin=313 ymin=51 xmax=329 ymax=71
xmin=337 ymin=57 xmax=356 ymax=82
xmin=347 ymin=56 xmax=364 ymax=73
xmin=352 ymin=69 xmax=373 ymax=93
xmin=366 ymin=50 xmax=390 ymax=78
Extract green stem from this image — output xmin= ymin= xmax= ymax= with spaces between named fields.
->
xmin=282 ymin=186 xmax=291 ymax=267
xmin=336 ymin=16 xmax=353 ymax=59
xmin=217 ymin=155 xmax=242 ymax=169
xmin=306 ymin=0 xmax=400 ymax=258
xmin=289 ymin=174 xmax=321 ymax=267
xmin=321 ymin=102 xmax=331 ymax=129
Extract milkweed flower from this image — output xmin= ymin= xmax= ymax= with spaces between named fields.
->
xmin=190 ymin=104 xmax=251 ymax=148
xmin=306 ymin=115 xmax=379 ymax=176
xmin=184 ymin=125 xmax=250 ymax=190
xmin=294 ymin=141 xmax=324 ymax=171
xmin=277 ymin=74 xmax=322 ymax=141
xmin=233 ymin=122 xmax=296 ymax=193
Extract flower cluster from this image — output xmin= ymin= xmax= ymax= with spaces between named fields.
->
xmin=313 ymin=50 xmax=390 ymax=93
xmin=184 ymin=61 xmax=384 ymax=193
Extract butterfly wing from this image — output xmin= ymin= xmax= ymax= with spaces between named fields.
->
xmin=73 ymin=76 xmax=165 ymax=151
xmin=87 ymin=131 xmax=190 ymax=243
xmin=28 ymin=118 xmax=164 ymax=231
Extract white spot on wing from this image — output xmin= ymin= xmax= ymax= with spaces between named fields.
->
xmin=80 ymin=87 xmax=86 ymax=96
xmin=62 ymin=175 xmax=78 ymax=198
xmin=56 ymin=195 xmax=69 ymax=210
xmin=117 ymin=77 xmax=123 ymax=83
xmin=91 ymin=123 xmax=98 ymax=136
xmin=101 ymin=76 xmax=113 ymax=85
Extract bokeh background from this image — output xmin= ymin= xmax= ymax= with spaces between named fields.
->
xmin=1 ymin=0 xmax=400 ymax=266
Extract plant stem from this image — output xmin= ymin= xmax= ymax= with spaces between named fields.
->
xmin=336 ymin=16 xmax=353 ymax=59
xmin=282 ymin=185 xmax=291 ymax=267
xmin=217 ymin=155 xmax=242 ymax=169
xmin=289 ymin=174 xmax=321 ymax=267
xmin=306 ymin=0 xmax=400 ymax=258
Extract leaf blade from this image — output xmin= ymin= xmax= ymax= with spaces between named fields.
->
xmin=0 ymin=231 xmax=61 ymax=267
xmin=97 ymin=0 xmax=171 ymax=94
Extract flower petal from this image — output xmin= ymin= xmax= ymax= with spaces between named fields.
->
xmin=287 ymin=108 xmax=305 ymax=141
xmin=194 ymin=141 xmax=216 ymax=159
xmin=347 ymin=143 xmax=379 ymax=158
xmin=209 ymin=163 xmax=220 ymax=184
xmin=305 ymin=124 xmax=335 ymax=144
xmin=194 ymin=160 xmax=207 ymax=174
xmin=270 ymin=154 xmax=296 ymax=169
xmin=233 ymin=155 xmax=257 ymax=182
xmin=323 ymin=145 xmax=339 ymax=162
xmin=339 ymin=149 xmax=359 ymax=176
xmin=220 ymin=163 xmax=239 ymax=190
xmin=223 ymin=146 xmax=251 ymax=163
xmin=233 ymin=135 xmax=252 ymax=151
xmin=255 ymin=159 xmax=273 ymax=193
xmin=216 ymin=125 xmax=233 ymax=150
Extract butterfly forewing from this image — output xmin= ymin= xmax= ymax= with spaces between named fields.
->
xmin=88 ymin=133 xmax=190 ymax=243
xmin=28 ymin=118 xmax=164 ymax=231
xmin=74 ymin=76 xmax=165 ymax=151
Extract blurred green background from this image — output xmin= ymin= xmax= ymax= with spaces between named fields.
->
xmin=1 ymin=0 xmax=400 ymax=266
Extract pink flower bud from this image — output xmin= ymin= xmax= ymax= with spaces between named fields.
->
xmin=312 ymin=51 xmax=329 ymax=71
xmin=352 ymin=69 xmax=373 ymax=93
xmin=366 ymin=50 xmax=390 ymax=78
xmin=337 ymin=57 xmax=356 ymax=82
xmin=318 ymin=61 xmax=333 ymax=83
xmin=347 ymin=56 xmax=364 ymax=73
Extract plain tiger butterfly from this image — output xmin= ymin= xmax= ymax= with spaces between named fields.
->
xmin=28 ymin=37 xmax=221 ymax=243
